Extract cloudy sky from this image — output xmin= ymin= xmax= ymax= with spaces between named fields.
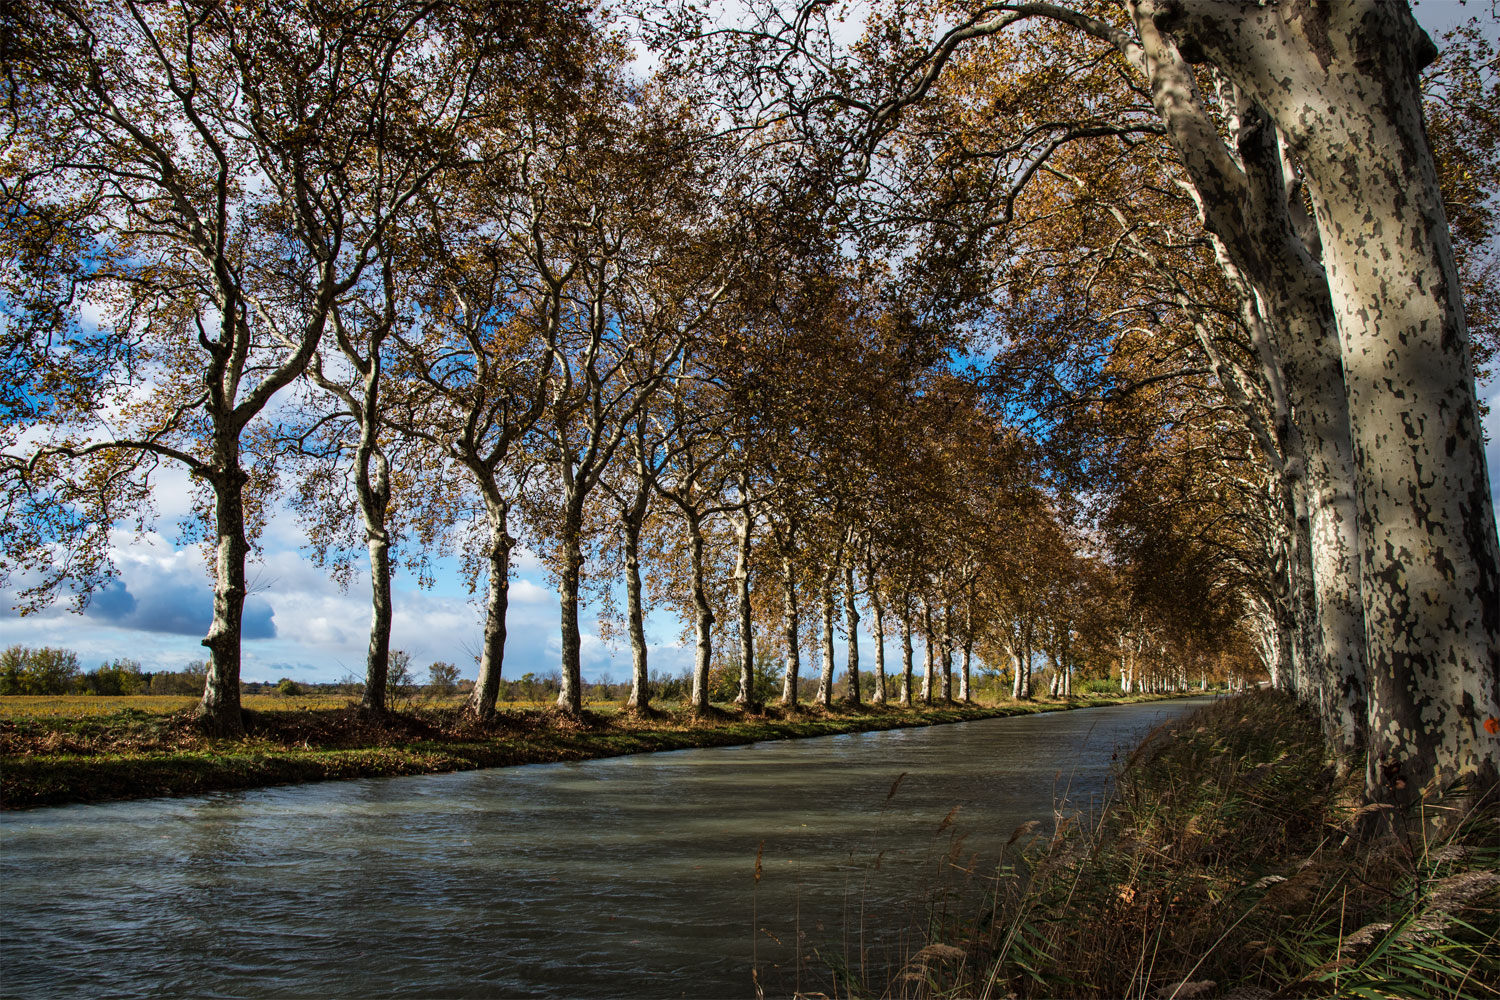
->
xmin=4 ymin=2 xmax=1496 ymax=685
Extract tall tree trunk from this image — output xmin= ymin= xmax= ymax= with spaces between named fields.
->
xmin=869 ymin=578 xmax=887 ymax=704
xmin=556 ymin=514 xmax=585 ymax=716
xmin=817 ymin=569 xmax=836 ymax=708
xmin=355 ymin=399 xmax=394 ymax=715
xmin=843 ymin=563 xmax=861 ymax=705
xmin=939 ymin=607 xmax=953 ymax=702
xmin=687 ymin=513 xmax=714 ymax=714
xmin=1019 ymin=622 xmax=1033 ymax=700
xmin=921 ymin=600 xmax=935 ymax=705
xmin=361 ymin=520 xmax=393 ymax=715
xmin=960 ymin=622 xmax=973 ymax=703
xmin=623 ymin=514 xmax=650 ymax=711
xmin=1013 ymin=638 xmax=1026 ymax=700
xmin=1128 ymin=1 xmax=1370 ymax=749
xmin=467 ymin=498 xmax=512 ymax=721
xmin=900 ymin=600 xmax=914 ymax=706
xmin=734 ymin=505 xmax=757 ymax=706
xmin=780 ymin=554 xmax=800 ymax=707
xmin=1170 ymin=0 xmax=1500 ymax=801
xmin=197 ymin=463 xmax=248 ymax=737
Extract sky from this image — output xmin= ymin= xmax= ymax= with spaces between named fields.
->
xmin=3 ymin=2 xmax=1498 ymax=686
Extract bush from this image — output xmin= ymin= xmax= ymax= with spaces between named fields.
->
xmin=276 ymin=677 xmax=304 ymax=697
xmin=0 ymin=645 xmax=82 ymax=694
xmin=1077 ymin=676 xmax=1122 ymax=695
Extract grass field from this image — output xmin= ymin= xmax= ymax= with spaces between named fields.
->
xmin=0 ymin=693 xmax=549 ymax=717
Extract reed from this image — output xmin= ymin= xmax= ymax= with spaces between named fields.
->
xmin=887 ymin=690 xmax=1499 ymax=999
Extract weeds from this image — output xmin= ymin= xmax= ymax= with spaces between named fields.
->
xmin=894 ymin=690 xmax=1500 ymax=999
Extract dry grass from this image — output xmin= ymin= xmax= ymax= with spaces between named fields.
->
xmin=886 ymin=690 xmax=1500 ymax=1000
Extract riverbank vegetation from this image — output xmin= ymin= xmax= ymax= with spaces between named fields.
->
xmin=890 ymin=691 xmax=1499 ymax=999
xmin=0 ymin=689 xmax=1190 ymax=809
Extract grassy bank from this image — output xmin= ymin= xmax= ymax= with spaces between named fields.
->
xmin=0 ymin=692 xmax=1186 ymax=810
xmin=898 ymin=690 xmax=1499 ymax=999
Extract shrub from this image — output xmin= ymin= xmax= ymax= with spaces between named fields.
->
xmin=1077 ymin=676 xmax=1122 ymax=695
xmin=276 ymin=677 xmax=304 ymax=697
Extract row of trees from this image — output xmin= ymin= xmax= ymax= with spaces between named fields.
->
xmin=3 ymin=1 xmax=1495 ymax=807
xmin=679 ymin=0 xmax=1500 ymax=805
xmin=1 ymin=0 xmax=1243 ymax=732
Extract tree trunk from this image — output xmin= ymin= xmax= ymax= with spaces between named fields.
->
xmin=362 ymin=527 xmax=393 ymax=715
xmin=843 ymin=563 xmax=861 ymax=705
xmin=1019 ymin=623 xmax=1033 ymax=700
xmin=869 ymin=580 xmax=887 ymax=704
xmin=623 ymin=515 xmax=650 ymax=711
xmin=734 ymin=506 xmax=756 ymax=706
xmin=556 ymin=516 xmax=585 ymax=716
xmin=467 ymin=499 xmax=512 ymax=721
xmin=687 ymin=513 xmax=714 ymax=714
xmin=940 ymin=607 xmax=955 ymax=702
xmin=1172 ymin=0 xmax=1500 ymax=801
xmin=921 ymin=600 xmax=934 ymax=705
xmin=959 ymin=599 xmax=972 ymax=702
xmin=197 ymin=463 xmax=248 ymax=737
xmin=352 ymin=357 xmax=394 ymax=716
xmin=1012 ymin=638 xmax=1026 ymax=700
xmin=780 ymin=554 xmax=800 ymax=707
xmin=1131 ymin=1 xmax=1371 ymax=752
xmin=816 ymin=569 xmax=835 ymax=708
xmin=900 ymin=601 xmax=914 ymax=706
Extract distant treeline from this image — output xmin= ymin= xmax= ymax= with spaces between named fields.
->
xmin=0 ymin=646 xmax=208 ymax=696
xmin=0 ymin=643 xmax=1137 ymax=704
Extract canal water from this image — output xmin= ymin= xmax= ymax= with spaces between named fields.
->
xmin=0 ymin=698 xmax=1213 ymax=998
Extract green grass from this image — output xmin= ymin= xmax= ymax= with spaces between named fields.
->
xmin=0 ymin=692 xmax=1189 ymax=809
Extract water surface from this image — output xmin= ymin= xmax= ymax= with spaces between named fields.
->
xmin=1 ymin=698 xmax=1212 ymax=998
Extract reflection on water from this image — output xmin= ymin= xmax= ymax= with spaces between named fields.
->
xmin=1 ymin=699 xmax=1212 ymax=998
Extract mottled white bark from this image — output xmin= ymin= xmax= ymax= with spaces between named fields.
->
xmin=899 ymin=599 xmax=914 ymax=706
xmin=780 ymin=554 xmax=801 ymax=707
xmin=467 ymin=497 xmax=513 ymax=721
xmin=817 ymin=569 xmax=836 ymax=708
xmin=868 ymin=572 xmax=887 ymax=704
xmin=843 ymin=562 xmax=861 ymax=705
xmin=1169 ymin=0 xmax=1500 ymax=797
xmin=198 ymin=455 xmax=248 ymax=736
xmin=921 ymin=599 xmax=935 ymax=704
xmin=687 ymin=512 xmax=714 ymax=714
xmin=734 ymin=504 xmax=757 ymax=706
xmin=623 ymin=515 xmax=650 ymax=711
xmin=1128 ymin=2 xmax=1369 ymax=751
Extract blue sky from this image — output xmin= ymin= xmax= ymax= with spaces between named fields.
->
xmin=3 ymin=1 xmax=1496 ymax=685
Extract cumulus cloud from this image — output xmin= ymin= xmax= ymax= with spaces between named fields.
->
xmin=85 ymin=577 xmax=276 ymax=638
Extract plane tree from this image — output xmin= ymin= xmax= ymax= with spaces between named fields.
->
xmin=0 ymin=0 xmax=527 ymax=733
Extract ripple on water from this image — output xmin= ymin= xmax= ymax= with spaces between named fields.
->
xmin=1 ymin=698 xmax=1213 ymax=999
